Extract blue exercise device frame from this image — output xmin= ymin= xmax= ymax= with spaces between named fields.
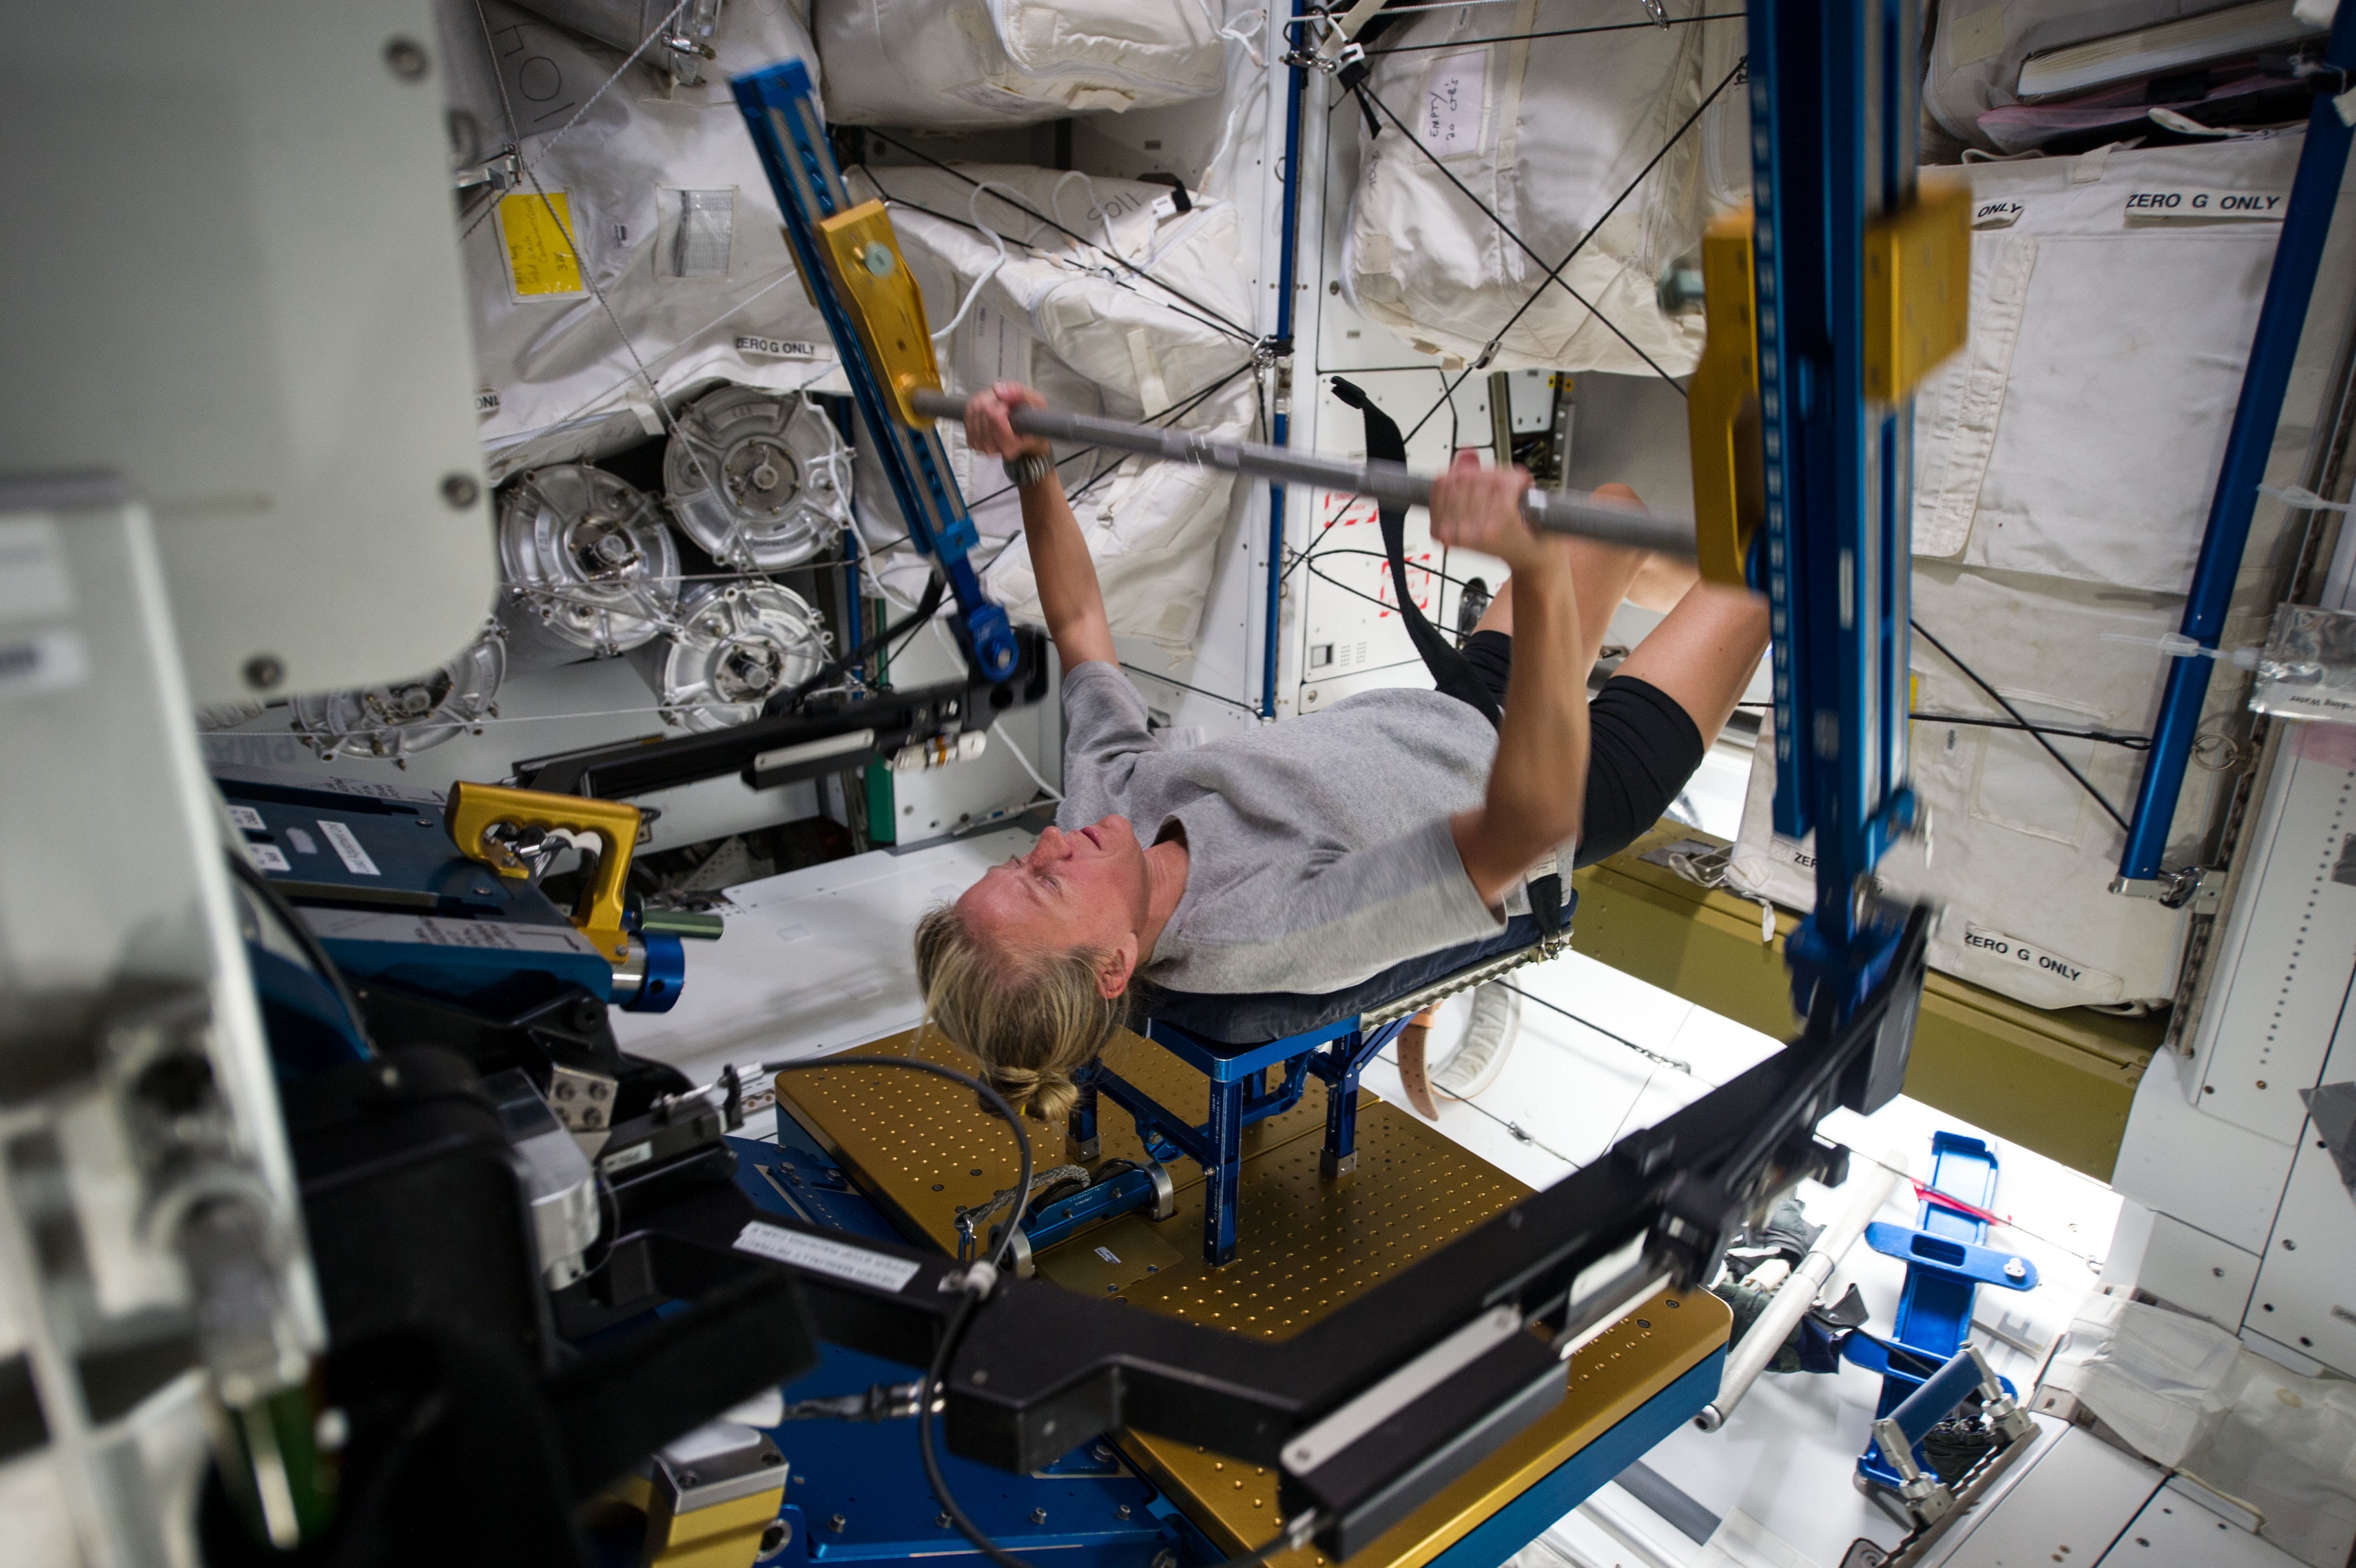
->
xmin=1849 ymin=1132 xmax=2036 ymax=1490
xmin=730 ymin=60 xmax=1018 ymax=686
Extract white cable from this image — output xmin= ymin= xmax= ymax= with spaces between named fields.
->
xmin=990 ymin=717 xmax=1062 ymax=802
xmin=1049 ymin=169 xmax=1123 ymax=261
xmin=929 ymin=183 xmax=1018 ymax=343
xmin=1195 ymin=0 xmax=1269 ymax=65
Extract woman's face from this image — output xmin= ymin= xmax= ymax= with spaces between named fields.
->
xmin=954 ymin=816 xmax=1153 ymax=974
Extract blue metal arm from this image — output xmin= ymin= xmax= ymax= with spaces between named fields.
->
xmin=729 ymin=60 xmax=1018 ymax=684
xmin=1750 ymin=0 xmax=1921 ymax=1032
xmin=2118 ymin=7 xmax=2356 ymax=882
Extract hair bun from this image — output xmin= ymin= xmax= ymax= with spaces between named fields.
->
xmin=985 ymin=1064 xmax=1077 ymax=1125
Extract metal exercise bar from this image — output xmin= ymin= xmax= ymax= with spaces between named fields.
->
xmin=1752 ymin=0 xmax=1919 ymax=1025
xmin=907 ymin=388 xmax=1699 ymax=559
xmin=730 ymin=60 xmax=1019 ymax=684
xmin=2118 ymin=2 xmax=2356 ymax=884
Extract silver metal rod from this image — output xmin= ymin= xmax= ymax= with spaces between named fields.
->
xmin=908 ymin=387 xmax=1697 ymax=560
xmin=1690 ymin=1149 xmax=1907 ymax=1433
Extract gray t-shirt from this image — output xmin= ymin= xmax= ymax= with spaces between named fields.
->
xmin=1055 ymin=660 xmax=1529 ymax=996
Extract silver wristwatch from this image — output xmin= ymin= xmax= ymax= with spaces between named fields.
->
xmin=1002 ymin=451 xmax=1054 ymax=491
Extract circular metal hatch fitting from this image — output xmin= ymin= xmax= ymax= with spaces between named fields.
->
xmin=497 ymin=465 xmax=682 ymax=656
xmin=636 ymin=579 xmax=830 ymax=732
xmin=663 ymin=387 xmax=852 ymax=571
xmin=290 ymin=623 xmax=506 ymax=762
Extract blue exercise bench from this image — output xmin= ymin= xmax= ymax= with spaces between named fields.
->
xmin=1060 ymin=908 xmax=1571 ymax=1266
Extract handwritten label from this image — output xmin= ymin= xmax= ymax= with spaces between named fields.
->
xmin=1972 ymin=198 xmax=2024 ymax=230
xmin=497 ymin=191 xmax=586 ymax=298
xmin=735 ymin=335 xmax=823 ymax=360
xmin=1422 ymin=51 xmax=1487 ymax=157
xmin=2124 ymin=189 xmax=2288 ymax=221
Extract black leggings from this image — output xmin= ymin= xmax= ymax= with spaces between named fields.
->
xmin=1460 ymin=629 xmax=1705 ymax=869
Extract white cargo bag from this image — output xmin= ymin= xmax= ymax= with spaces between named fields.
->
xmin=815 ymin=0 xmax=1229 ymax=128
xmin=1340 ymin=0 xmax=1742 ymax=374
xmin=851 ymin=163 xmax=1258 ymax=657
xmin=1912 ymin=136 xmax=2301 ymax=596
xmin=438 ymin=0 xmax=846 ymax=479
xmin=1728 ymin=564 xmax=2277 ymax=1011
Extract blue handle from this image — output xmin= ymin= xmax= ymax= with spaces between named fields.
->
xmin=1864 ymin=1221 xmax=2037 ymax=1291
xmin=1884 ymin=1348 xmax=1982 ymax=1450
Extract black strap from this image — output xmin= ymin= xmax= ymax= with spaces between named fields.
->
xmin=1328 ymin=376 xmax=1565 ymax=938
xmin=1329 ymin=377 xmax=1501 ymax=725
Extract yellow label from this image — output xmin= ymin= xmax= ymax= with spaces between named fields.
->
xmin=499 ymin=192 xmax=584 ymax=298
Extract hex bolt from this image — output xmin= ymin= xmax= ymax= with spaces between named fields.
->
xmin=828 ymin=1514 xmax=846 ymax=1533
xmin=1030 ymin=1508 xmax=1047 ymax=1525
xmin=1115 ymin=1505 xmax=1132 ymax=1521
xmin=937 ymin=1513 xmax=953 ymax=1529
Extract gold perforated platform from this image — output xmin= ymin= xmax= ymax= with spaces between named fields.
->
xmin=777 ymin=1025 xmax=1364 ymax=1256
xmin=777 ymin=1027 xmax=1729 ymax=1567
xmin=1123 ymin=1288 xmax=1727 ymax=1568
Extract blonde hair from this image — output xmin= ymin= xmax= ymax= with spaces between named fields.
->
xmin=912 ymin=904 xmax=1128 ymax=1125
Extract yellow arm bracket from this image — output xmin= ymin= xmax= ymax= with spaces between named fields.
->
xmin=816 ymin=199 xmax=943 ymax=427
xmin=445 ymin=782 xmax=642 ymax=965
xmin=1686 ymin=207 xmax=1764 ymax=587
xmin=1864 ymin=182 xmax=1970 ymax=403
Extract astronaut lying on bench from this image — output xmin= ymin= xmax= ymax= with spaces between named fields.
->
xmin=916 ymin=382 xmax=1769 ymax=1126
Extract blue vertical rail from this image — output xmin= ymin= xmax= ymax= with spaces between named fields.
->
xmin=1263 ymin=7 xmax=1309 ymax=719
xmin=1751 ymin=0 xmax=1918 ymax=1023
xmin=731 ymin=60 xmax=1017 ymax=684
xmin=2119 ymin=6 xmax=2356 ymax=882
xmin=1753 ymin=0 xmax=1913 ymax=1026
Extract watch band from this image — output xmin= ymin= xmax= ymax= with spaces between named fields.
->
xmin=1002 ymin=451 xmax=1054 ymax=491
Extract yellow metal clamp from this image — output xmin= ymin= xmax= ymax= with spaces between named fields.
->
xmin=1687 ymin=186 xmax=1970 ymax=584
xmin=814 ymin=200 xmax=943 ymax=427
xmin=444 ymin=781 xmax=642 ymax=964
xmin=1864 ymin=182 xmax=1971 ymax=403
xmin=1686 ymin=207 xmax=1764 ymax=588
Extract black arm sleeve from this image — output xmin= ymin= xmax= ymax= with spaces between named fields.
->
xmin=1573 ymin=674 xmax=1708 ymax=869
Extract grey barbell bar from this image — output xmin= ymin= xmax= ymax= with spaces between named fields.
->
xmin=906 ymin=388 xmax=1697 ymax=560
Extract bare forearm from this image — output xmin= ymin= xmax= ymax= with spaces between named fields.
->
xmin=1454 ymin=564 xmax=1587 ymax=904
xmin=1018 ymin=472 xmax=1115 ymax=668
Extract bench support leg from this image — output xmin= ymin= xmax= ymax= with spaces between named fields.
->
xmin=1321 ymin=1027 xmax=1366 ymax=1179
xmin=1203 ymin=1075 xmax=1246 ymax=1265
xmin=1067 ymin=1075 xmax=1100 ymax=1163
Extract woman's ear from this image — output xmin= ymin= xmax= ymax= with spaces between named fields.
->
xmin=1094 ymin=937 xmax=1138 ymax=1000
